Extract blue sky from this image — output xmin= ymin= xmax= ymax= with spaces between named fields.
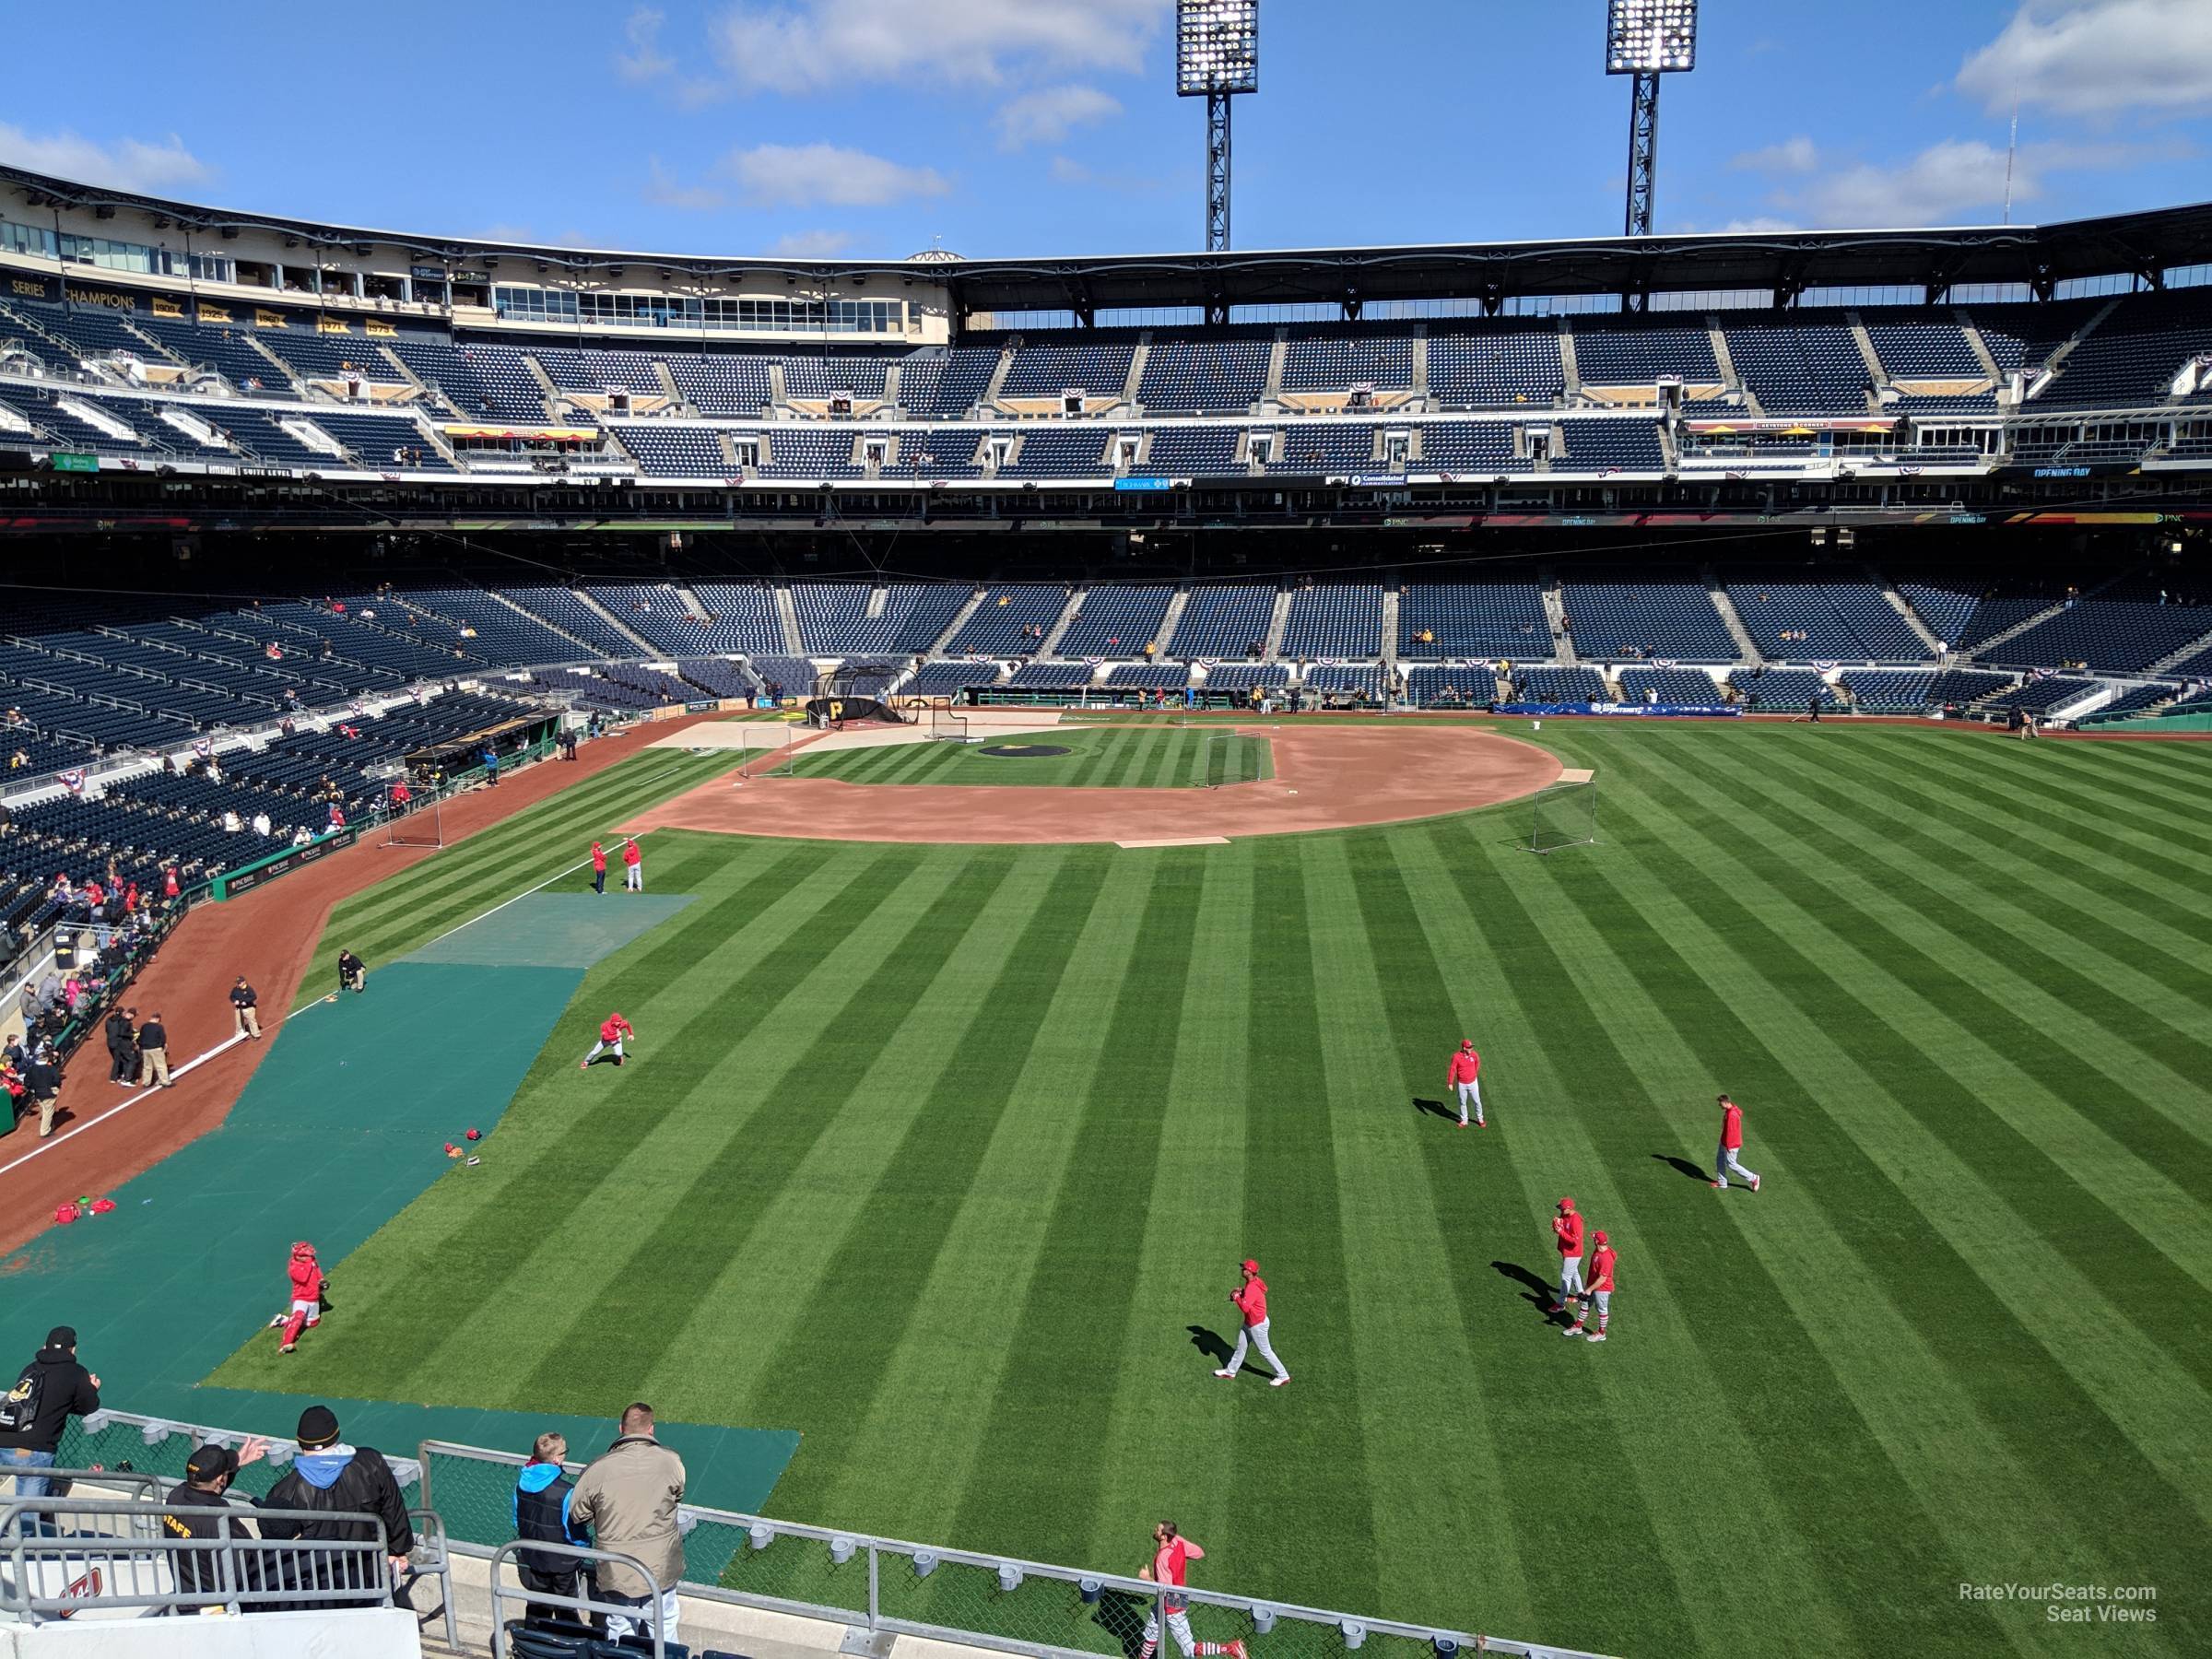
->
xmin=3 ymin=0 xmax=2210 ymax=258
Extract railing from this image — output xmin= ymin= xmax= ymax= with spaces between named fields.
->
xmin=420 ymin=1440 xmax=1613 ymax=1659
xmin=487 ymin=1538 xmax=669 ymax=1659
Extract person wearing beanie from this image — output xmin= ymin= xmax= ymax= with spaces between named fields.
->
xmin=1548 ymin=1197 xmax=1586 ymax=1319
xmin=1212 ymin=1260 xmax=1289 ymax=1387
xmin=0 ymin=1326 xmax=101 ymax=1515
xmin=163 ymin=1436 xmax=270 ymax=1598
xmin=258 ymin=1405 xmax=414 ymax=1606
xmin=512 ymin=1431 xmax=595 ymax=1625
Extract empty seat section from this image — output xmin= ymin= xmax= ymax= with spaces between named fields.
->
xmin=1137 ymin=337 xmax=1271 ymax=412
xmin=1988 ymin=587 xmax=2212 ymax=672
xmin=899 ymin=347 xmax=1001 ymax=417
xmin=946 ymin=586 xmax=1068 ymax=654
xmin=1725 ymin=580 xmax=1916 ymax=661
xmin=1719 ymin=317 xmax=1867 ymax=414
xmin=131 ymin=314 xmax=288 ymax=388
xmin=500 ymin=586 xmax=642 ymax=656
xmin=1170 ymin=586 xmax=1276 ymax=658
xmin=2035 ymin=291 xmax=2212 ymax=406
xmin=1106 ymin=664 xmax=1190 ymax=688
xmin=1512 ymin=666 xmax=1606 ymax=702
xmin=1279 ymin=333 xmax=1414 ymax=392
xmin=1427 ymin=324 xmax=1564 ymax=406
xmin=1279 ymin=585 xmax=1383 ymax=658
xmin=1405 ymin=665 xmax=1499 ymax=705
xmin=312 ymin=412 xmax=456 ymax=470
xmin=1729 ymin=667 xmax=1839 ymax=708
xmin=1141 ymin=427 xmax=1242 ymax=477
xmin=665 ymin=352 xmax=776 ymax=414
xmin=533 ymin=347 xmax=667 ymax=393
xmin=388 ymin=339 xmax=547 ymax=422
xmin=1004 ymin=429 xmax=1112 ymax=479
xmin=1839 ymin=669 xmax=1937 ymax=712
xmin=1266 ymin=425 xmax=1374 ymax=474
xmin=999 ymin=336 xmax=1135 ymax=398
xmin=782 ymin=355 xmax=891 ymax=399
xmin=256 ymin=330 xmax=406 ymax=383
xmin=1618 ymin=666 xmax=1723 ymax=703
xmin=1397 ymin=582 xmax=1547 ymax=659
xmin=904 ymin=661 xmax=1002 ymax=695
xmin=760 ymin=429 xmax=860 ymax=477
xmin=1204 ymin=665 xmax=1288 ymax=693
xmin=613 ymin=425 xmax=728 ymax=476
xmin=1862 ymin=313 xmax=1983 ymax=379
xmin=1559 ymin=579 xmax=1735 ymax=660
xmin=1417 ymin=424 xmax=1522 ymax=473
xmin=1059 ymin=587 xmax=1174 ymax=658
xmin=1303 ymin=665 xmax=1382 ymax=696
xmin=394 ymin=587 xmax=582 ymax=666
xmin=1570 ymin=321 xmax=1720 ymax=386
xmin=1561 ymin=422 xmax=1665 ymax=471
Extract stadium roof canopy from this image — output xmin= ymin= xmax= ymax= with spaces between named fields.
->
xmin=9 ymin=163 xmax=2212 ymax=315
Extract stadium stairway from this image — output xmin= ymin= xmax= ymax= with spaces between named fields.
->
xmin=1263 ymin=589 xmax=1293 ymax=660
xmin=1542 ymin=582 xmax=1579 ymax=665
xmin=1379 ymin=588 xmax=1401 ymax=673
xmin=1153 ymin=587 xmax=1193 ymax=657
xmin=1707 ymin=317 xmax=1757 ymax=414
xmin=2147 ymin=621 xmax=2212 ymax=673
xmin=576 ymin=587 xmax=658 ymax=653
xmin=1707 ymin=576 xmax=1764 ymax=663
xmin=774 ymin=585 xmax=805 ymax=653
xmin=1882 ymin=577 xmax=1946 ymax=654
xmin=1040 ymin=586 xmax=1085 ymax=657
xmin=929 ymin=588 xmax=988 ymax=653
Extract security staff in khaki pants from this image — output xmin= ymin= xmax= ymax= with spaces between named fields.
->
xmin=26 ymin=1046 xmax=61 ymax=1137
xmin=137 ymin=1012 xmax=173 ymax=1088
xmin=230 ymin=977 xmax=262 ymax=1040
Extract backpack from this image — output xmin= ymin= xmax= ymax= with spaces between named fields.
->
xmin=0 ymin=1364 xmax=44 ymax=1436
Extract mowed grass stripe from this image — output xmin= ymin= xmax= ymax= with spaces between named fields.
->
xmin=1635 ymin=740 xmax=2212 ymax=1310
xmin=1334 ymin=834 xmax=1692 ymax=1647
xmin=1750 ymin=740 xmax=2212 ymax=1133
xmin=235 ymin=839 xmax=846 ymax=1399
xmin=2019 ymin=735 xmax=2212 ymax=824
xmin=1229 ymin=839 xmax=1381 ymax=1608
xmin=1575 ymin=764 xmax=2212 ymax=1646
xmin=1423 ymin=810 xmax=1988 ymax=1659
xmin=943 ymin=853 xmax=1207 ymax=1556
xmin=1386 ymin=827 xmax=1868 ymax=1657
xmin=662 ymin=850 xmax=1077 ymax=1441
xmin=747 ymin=852 xmax=1118 ymax=1529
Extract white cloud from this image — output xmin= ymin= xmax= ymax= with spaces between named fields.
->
xmin=616 ymin=7 xmax=676 ymax=82
xmin=1733 ymin=136 xmax=1818 ymax=176
xmin=994 ymin=84 xmax=1121 ymax=150
xmin=643 ymin=157 xmax=727 ymax=211
xmin=720 ymin=142 xmax=949 ymax=207
xmin=1713 ymin=216 xmax=1802 ymax=234
xmin=1726 ymin=135 xmax=2175 ymax=229
xmin=703 ymin=0 xmax=1168 ymax=95
xmin=0 ymin=124 xmax=210 ymax=193
xmin=767 ymin=229 xmax=857 ymax=258
xmin=1959 ymin=0 xmax=2212 ymax=119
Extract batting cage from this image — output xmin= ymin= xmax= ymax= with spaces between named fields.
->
xmin=805 ymin=661 xmax=912 ymax=730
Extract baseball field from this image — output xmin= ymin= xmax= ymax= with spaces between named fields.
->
xmin=207 ymin=717 xmax=2207 ymax=1658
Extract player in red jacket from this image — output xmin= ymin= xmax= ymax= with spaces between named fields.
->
xmin=621 ymin=836 xmax=643 ymax=892
xmin=1446 ymin=1039 xmax=1484 ymax=1128
xmin=1213 ymin=1259 xmax=1289 ymax=1386
xmin=1565 ymin=1230 xmax=1616 ymax=1342
xmin=1713 ymin=1093 xmax=1761 ymax=1192
xmin=1137 ymin=1524 xmax=1247 ymax=1659
xmin=278 ymin=1241 xmax=323 ymax=1354
xmin=581 ymin=1012 xmax=635 ymax=1070
xmin=1548 ymin=1197 xmax=1586 ymax=1317
xmin=590 ymin=840 xmax=608 ymax=895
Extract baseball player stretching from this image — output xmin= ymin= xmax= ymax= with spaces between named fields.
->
xmin=1138 ymin=1524 xmax=1246 ymax=1659
xmin=1564 ymin=1231 xmax=1616 ymax=1342
xmin=1712 ymin=1094 xmax=1761 ymax=1192
xmin=1214 ymin=1260 xmax=1289 ymax=1386
xmin=1548 ymin=1197 xmax=1585 ymax=1318
xmin=580 ymin=1012 xmax=634 ymax=1070
xmin=1446 ymin=1039 xmax=1484 ymax=1128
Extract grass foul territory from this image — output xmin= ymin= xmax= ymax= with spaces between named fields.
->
xmin=152 ymin=724 xmax=2203 ymax=1657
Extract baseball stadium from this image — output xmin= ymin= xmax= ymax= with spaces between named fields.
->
xmin=0 ymin=6 xmax=2206 ymax=1657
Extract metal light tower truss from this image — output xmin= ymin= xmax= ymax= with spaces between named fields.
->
xmin=1606 ymin=0 xmax=1697 ymax=247
xmin=1177 ymin=0 xmax=1259 ymax=256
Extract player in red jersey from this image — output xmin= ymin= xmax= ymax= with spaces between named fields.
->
xmin=1214 ymin=1260 xmax=1289 ymax=1386
xmin=1138 ymin=1524 xmax=1247 ymax=1659
xmin=1446 ymin=1040 xmax=1484 ymax=1128
xmin=1713 ymin=1094 xmax=1761 ymax=1192
xmin=1547 ymin=1197 xmax=1585 ymax=1318
xmin=581 ymin=1013 xmax=635 ymax=1070
xmin=277 ymin=1241 xmax=323 ymax=1354
xmin=1565 ymin=1231 xmax=1616 ymax=1342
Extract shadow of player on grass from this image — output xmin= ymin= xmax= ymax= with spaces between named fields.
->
xmin=1411 ymin=1095 xmax=1458 ymax=1124
xmin=1490 ymin=1260 xmax=1560 ymax=1322
xmin=1186 ymin=1325 xmax=1233 ymax=1366
xmin=1652 ymin=1152 xmax=1710 ymax=1183
xmin=1092 ymin=1585 xmax=1154 ymax=1659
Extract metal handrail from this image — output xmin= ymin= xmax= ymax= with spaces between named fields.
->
xmin=487 ymin=1537 xmax=665 ymax=1659
xmin=418 ymin=1439 xmax=1613 ymax=1659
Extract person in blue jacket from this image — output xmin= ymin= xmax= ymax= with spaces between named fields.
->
xmin=513 ymin=1431 xmax=594 ymax=1626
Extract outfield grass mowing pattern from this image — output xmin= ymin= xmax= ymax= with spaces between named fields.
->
xmin=791 ymin=723 xmax=1272 ymax=787
xmin=213 ymin=730 xmax=2210 ymax=1658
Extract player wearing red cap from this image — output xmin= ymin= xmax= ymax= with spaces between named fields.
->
xmin=1565 ymin=1232 xmax=1616 ymax=1342
xmin=1712 ymin=1094 xmax=1761 ymax=1192
xmin=1138 ymin=1524 xmax=1247 ymax=1659
xmin=278 ymin=1241 xmax=323 ymax=1354
xmin=1213 ymin=1260 xmax=1289 ymax=1386
xmin=1548 ymin=1198 xmax=1585 ymax=1317
xmin=581 ymin=1013 xmax=635 ymax=1070
xmin=1446 ymin=1040 xmax=1484 ymax=1128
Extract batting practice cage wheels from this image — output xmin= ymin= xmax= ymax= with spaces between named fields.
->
xmin=1529 ymin=777 xmax=1597 ymax=853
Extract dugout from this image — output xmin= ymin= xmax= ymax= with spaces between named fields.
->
xmin=403 ymin=712 xmax=559 ymax=781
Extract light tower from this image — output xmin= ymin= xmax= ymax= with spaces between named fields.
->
xmin=1606 ymin=0 xmax=1698 ymax=240
xmin=1177 ymin=0 xmax=1259 ymax=255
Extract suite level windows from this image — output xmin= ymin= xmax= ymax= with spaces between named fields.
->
xmin=1 ymin=218 xmax=234 ymax=284
xmin=490 ymin=285 xmax=901 ymax=336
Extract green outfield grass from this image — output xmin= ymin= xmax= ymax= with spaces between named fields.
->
xmin=789 ymin=723 xmax=1272 ymax=787
xmin=213 ymin=724 xmax=2210 ymax=1658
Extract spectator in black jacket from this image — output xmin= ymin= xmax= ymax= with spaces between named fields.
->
xmin=163 ymin=1437 xmax=270 ymax=1599
xmin=230 ymin=977 xmax=262 ymax=1041
xmin=105 ymin=1007 xmax=137 ymax=1085
xmin=258 ymin=1406 xmax=413 ymax=1607
xmin=137 ymin=1012 xmax=172 ymax=1088
xmin=0 ymin=1326 xmax=101 ymax=1520
xmin=513 ymin=1431 xmax=594 ymax=1624
xmin=23 ymin=1046 xmax=61 ymax=1139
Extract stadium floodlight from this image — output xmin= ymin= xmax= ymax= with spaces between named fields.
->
xmin=1176 ymin=0 xmax=1259 ymax=257
xmin=1605 ymin=0 xmax=1698 ymax=248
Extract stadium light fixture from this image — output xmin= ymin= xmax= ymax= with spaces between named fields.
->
xmin=1605 ymin=0 xmax=1698 ymax=250
xmin=1176 ymin=0 xmax=1259 ymax=258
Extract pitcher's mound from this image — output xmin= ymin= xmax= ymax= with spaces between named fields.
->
xmin=977 ymin=743 xmax=1072 ymax=758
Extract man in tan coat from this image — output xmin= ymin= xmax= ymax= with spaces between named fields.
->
xmin=568 ymin=1402 xmax=686 ymax=1644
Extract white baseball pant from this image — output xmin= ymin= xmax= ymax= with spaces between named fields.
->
xmin=1715 ymin=1145 xmax=1759 ymax=1187
xmin=584 ymin=1038 xmax=626 ymax=1063
xmin=1224 ymin=1318 xmax=1287 ymax=1379
xmin=1144 ymin=1607 xmax=1197 ymax=1658
xmin=1455 ymin=1080 xmax=1483 ymax=1124
xmin=625 ymin=863 xmax=642 ymax=890
xmin=1559 ymin=1254 xmax=1585 ymax=1300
